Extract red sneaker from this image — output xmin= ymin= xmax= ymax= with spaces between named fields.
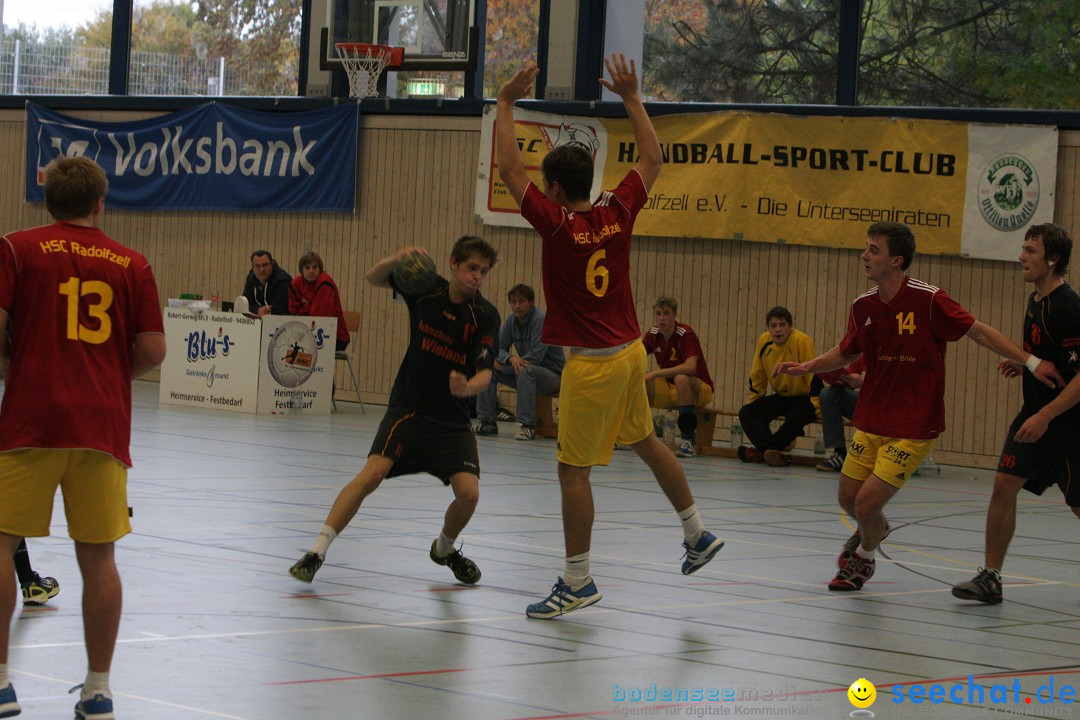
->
xmin=829 ymin=552 xmax=875 ymax=591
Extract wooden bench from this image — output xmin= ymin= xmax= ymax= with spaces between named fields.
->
xmin=695 ymin=407 xmax=851 ymax=466
xmin=496 ymin=388 xmax=559 ymax=438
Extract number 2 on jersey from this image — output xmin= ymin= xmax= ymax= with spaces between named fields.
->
xmin=895 ymin=311 xmax=916 ymax=335
xmin=59 ymin=277 xmax=113 ymax=344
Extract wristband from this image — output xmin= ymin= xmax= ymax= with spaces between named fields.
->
xmin=1024 ymin=355 xmax=1042 ymax=373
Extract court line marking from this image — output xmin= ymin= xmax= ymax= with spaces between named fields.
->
xmin=9 ymin=668 xmax=254 ymax=720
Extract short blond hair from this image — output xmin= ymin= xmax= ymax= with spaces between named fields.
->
xmin=44 ymin=157 xmax=108 ymax=221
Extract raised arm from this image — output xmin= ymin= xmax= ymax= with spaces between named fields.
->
xmin=366 ymin=247 xmax=426 ymax=289
xmin=599 ymin=53 xmax=662 ymax=191
xmin=495 ymin=64 xmax=540 ymax=206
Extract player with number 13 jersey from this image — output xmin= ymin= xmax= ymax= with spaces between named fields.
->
xmin=0 ymin=219 xmax=162 ymax=466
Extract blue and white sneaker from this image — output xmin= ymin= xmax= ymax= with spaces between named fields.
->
xmin=0 ymin=683 xmax=20 ymax=718
xmin=526 ymin=577 xmax=602 ymax=619
xmin=71 ymin=686 xmax=114 ymax=720
xmin=681 ymin=530 xmax=724 ymax=575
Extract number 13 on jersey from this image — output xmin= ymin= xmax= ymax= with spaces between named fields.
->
xmin=59 ymin=277 xmax=113 ymax=344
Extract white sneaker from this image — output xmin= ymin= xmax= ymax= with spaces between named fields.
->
xmin=675 ymin=439 xmax=696 ymax=457
xmin=515 ymin=425 xmax=536 ymax=440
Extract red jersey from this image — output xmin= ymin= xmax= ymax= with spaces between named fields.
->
xmin=838 ymin=276 xmax=974 ymax=439
xmin=520 ymin=171 xmax=646 ymax=348
xmin=288 ymin=272 xmax=349 ymax=344
xmin=0 ymin=221 xmax=163 ymax=466
xmin=643 ymin=322 xmax=713 ymax=388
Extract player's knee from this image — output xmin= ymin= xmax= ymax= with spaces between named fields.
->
xmin=454 ymin=482 xmax=479 ymax=508
xmin=672 ymin=373 xmax=692 ymax=391
xmin=990 ymin=472 xmax=1023 ymax=499
xmin=677 ymin=410 xmax=698 ymax=434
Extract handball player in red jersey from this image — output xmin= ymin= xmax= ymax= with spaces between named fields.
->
xmin=775 ymin=222 xmax=1061 ymax=593
xmin=0 ymin=156 xmax=166 ymax=719
xmin=496 ymin=55 xmax=724 ymax=619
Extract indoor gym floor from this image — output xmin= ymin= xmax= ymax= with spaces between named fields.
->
xmin=5 ymin=381 xmax=1079 ymax=719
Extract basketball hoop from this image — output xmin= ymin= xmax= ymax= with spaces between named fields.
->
xmin=335 ymin=42 xmax=404 ymax=98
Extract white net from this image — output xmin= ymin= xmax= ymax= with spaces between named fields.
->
xmin=335 ymin=43 xmax=394 ymax=98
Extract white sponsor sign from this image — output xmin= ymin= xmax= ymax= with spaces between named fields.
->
xmin=257 ymin=315 xmax=337 ymax=415
xmin=158 ymin=309 xmax=263 ymax=413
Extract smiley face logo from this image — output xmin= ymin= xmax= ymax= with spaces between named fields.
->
xmin=848 ymin=678 xmax=876 ymax=708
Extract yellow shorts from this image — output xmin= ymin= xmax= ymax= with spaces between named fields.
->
xmin=649 ymin=376 xmax=714 ymax=409
xmin=841 ymin=431 xmax=935 ymax=489
xmin=0 ymin=449 xmax=131 ymax=543
xmin=557 ymin=342 xmax=654 ymax=467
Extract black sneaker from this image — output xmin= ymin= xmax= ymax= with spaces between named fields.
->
xmin=289 ymin=552 xmax=324 ymax=583
xmin=763 ymin=449 xmax=792 ymax=467
xmin=737 ymin=446 xmax=763 ymax=463
xmin=951 ymin=567 xmax=1003 ymax=604
xmin=474 ymin=421 xmax=498 ymax=436
xmin=815 ymin=452 xmax=845 ymax=472
xmin=21 ymin=573 xmax=60 ymax=606
xmin=430 ymin=540 xmax=481 ymax=584
xmin=496 ymin=407 xmax=515 ymax=422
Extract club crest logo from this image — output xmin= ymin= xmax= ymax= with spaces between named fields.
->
xmin=978 ymin=154 xmax=1039 ymax=232
xmin=267 ymin=321 xmax=318 ymax=388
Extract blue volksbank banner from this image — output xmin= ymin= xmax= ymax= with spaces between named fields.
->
xmin=26 ymin=102 xmax=359 ymax=212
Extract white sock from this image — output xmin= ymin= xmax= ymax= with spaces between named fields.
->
xmin=435 ymin=531 xmax=456 ymax=558
xmin=985 ymin=567 xmax=1001 ymax=577
xmin=856 ymin=544 xmax=876 ymax=560
xmin=310 ymin=524 xmax=338 ymax=558
xmin=678 ymin=504 xmax=705 ymax=544
xmin=564 ymin=552 xmax=590 ymax=589
xmin=0 ymin=663 xmax=8 ymax=688
xmin=83 ymin=670 xmax=110 ymax=699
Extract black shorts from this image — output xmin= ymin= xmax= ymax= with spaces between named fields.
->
xmin=369 ymin=409 xmax=480 ymax=485
xmin=998 ymin=412 xmax=1080 ymax=507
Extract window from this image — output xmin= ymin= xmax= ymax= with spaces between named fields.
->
xmin=1 ymin=0 xmax=110 ymax=94
xmin=131 ymin=0 xmax=301 ymax=97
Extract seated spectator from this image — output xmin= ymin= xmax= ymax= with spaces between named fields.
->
xmin=242 ymin=250 xmax=291 ymax=316
xmin=737 ymin=306 xmax=822 ymax=467
xmin=475 ymin=284 xmax=564 ymax=440
xmin=643 ymin=296 xmax=714 ymax=458
xmin=289 ymin=251 xmax=350 ymax=351
xmin=813 ymin=358 xmax=866 ymax=472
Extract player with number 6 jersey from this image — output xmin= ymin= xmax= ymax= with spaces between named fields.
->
xmin=496 ymin=54 xmax=725 ymax=620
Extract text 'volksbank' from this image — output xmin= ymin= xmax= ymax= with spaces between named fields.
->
xmin=106 ymin=123 xmax=316 ymax=178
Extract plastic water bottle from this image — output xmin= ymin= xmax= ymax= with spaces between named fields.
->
xmin=915 ymin=455 xmax=939 ymax=476
xmin=290 ymin=392 xmax=303 ymax=414
xmin=663 ymin=412 xmax=677 ymax=450
xmin=729 ymin=419 xmax=744 ymax=449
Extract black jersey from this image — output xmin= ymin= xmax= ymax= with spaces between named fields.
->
xmin=1022 ymin=282 xmax=1080 ymax=429
xmin=387 ymin=274 xmax=499 ymax=425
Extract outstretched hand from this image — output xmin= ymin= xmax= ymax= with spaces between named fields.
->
xmin=773 ymin=361 xmax=809 ymax=377
xmin=497 ymin=64 xmax=540 ymax=103
xmin=997 ymin=358 xmax=1021 ymax=378
xmin=599 ymin=53 xmax=640 ymax=99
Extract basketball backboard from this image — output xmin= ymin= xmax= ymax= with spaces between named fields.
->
xmin=319 ymin=0 xmax=479 ymax=72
